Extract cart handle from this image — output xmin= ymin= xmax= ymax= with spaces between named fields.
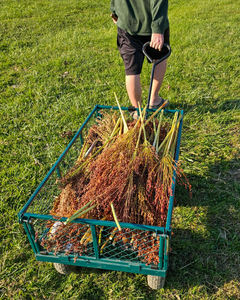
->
xmin=142 ymin=42 xmax=171 ymax=64
xmin=142 ymin=42 xmax=171 ymax=112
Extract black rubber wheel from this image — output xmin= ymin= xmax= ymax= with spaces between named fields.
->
xmin=147 ymin=275 xmax=165 ymax=290
xmin=53 ymin=263 xmax=77 ymax=275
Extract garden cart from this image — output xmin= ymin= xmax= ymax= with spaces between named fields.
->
xmin=18 ymin=44 xmax=184 ymax=290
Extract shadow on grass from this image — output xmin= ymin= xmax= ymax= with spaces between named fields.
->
xmin=165 ymin=157 xmax=240 ymax=296
xmin=179 ymin=97 xmax=240 ymax=114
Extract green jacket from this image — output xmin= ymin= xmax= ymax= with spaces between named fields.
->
xmin=110 ymin=0 xmax=169 ymax=35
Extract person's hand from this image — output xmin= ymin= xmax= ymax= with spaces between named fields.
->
xmin=111 ymin=13 xmax=118 ymax=24
xmin=150 ymin=33 xmax=164 ymax=51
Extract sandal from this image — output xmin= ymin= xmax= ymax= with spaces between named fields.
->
xmin=130 ymin=110 xmax=139 ymax=120
xmin=149 ymin=98 xmax=169 ymax=109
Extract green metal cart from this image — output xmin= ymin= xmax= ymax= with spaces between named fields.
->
xmin=18 ymin=104 xmax=184 ymax=290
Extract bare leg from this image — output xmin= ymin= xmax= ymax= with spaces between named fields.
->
xmin=149 ymin=60 xmax=167 ymax=106
xmin=125 ymin=74 xmax=141 ymax=108
xmin=125 ymin=60 xmax=167 ymax=108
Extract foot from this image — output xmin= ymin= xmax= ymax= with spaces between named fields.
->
xmin=149 ymin=97 xmax=169 ymax=109
xmin=130 ymin=111 xmax=139 ymax=120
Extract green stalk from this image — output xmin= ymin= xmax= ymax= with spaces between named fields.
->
xmin=170 ymin=123 xmax=180 ymax=158
xmin=77 ymin=137 xmax=89 ymax=161
xmin=114 ymin=92 xmax=128 ymax=133
xmin=106 ymin=118 xmax=121 ymax=147
xmin=80 ymin=226 xmax=91 ymax=244
xmin=66 ymin=199 xmax=94 ymax=220
xmin=98 ymin=226 xmax=104 ymax=244
xmin=66 ymin=128 xmax=120 ymax=180
xmin=138 ymin=103 xmax=148 ymax=144
xmin=135 ymin=124 xmax=143 ymax=152
xmin=110 ymin=118 xmax=121 ymax=138
xmin=153 ymin=117 xmax=157 ymax=136
xmin=157 ymin=128 xmax=173 ymax=155
xmin=145 ymin=101 xmax=167 ymax=126
xmin=133 ymin=115 xmax=141 ymax=129
xmin=64 ymin=203 xmax=97 ymax=225
xmin=135 ymin=105 xmax=146 ymax=151
xmin=100 ymin=228 xmax=118 ymax=253
xmin=119 ymin=118 xmax=123 ymax=135
xmin=157 ymin=112 xmax=182 ymax=157
xmin=164 ymin=112 xmax=178 ymax=156
xmin=111 ymin=202 xmax=122 ymax=231
xmin=153 ymin=109 xmax=164 ymax=149
xmin=169 ymin=114 xmax=183 ymax=157
xmin=84 ymin=140 xmax=97 ymax=158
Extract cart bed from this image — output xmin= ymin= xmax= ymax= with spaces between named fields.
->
xmin=18 ymin=105 xmax=184 ymax=280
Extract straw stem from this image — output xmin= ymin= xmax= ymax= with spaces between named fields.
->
xmin=114 ymin=92 xmax=128 ymax=133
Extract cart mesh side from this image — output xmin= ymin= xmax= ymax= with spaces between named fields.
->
xmin=18 ymin=105 xmax=183 ymax=277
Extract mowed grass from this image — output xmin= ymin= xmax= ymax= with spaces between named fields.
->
xmin=0 ymin=0 xmax=239 ymax=299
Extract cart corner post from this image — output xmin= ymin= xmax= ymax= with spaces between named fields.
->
xmin=18 ymin=214 xmax=41 ymax=255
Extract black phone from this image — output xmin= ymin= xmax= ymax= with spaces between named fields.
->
xmin=111 ymin=13 xmax=118 ymax=22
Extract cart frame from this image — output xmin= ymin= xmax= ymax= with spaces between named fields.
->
xmin=18 ymin=105 xmax=183 ymax=285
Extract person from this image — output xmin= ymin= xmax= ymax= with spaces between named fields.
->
xmin=110 ymin=0 xmax=170 ymax=114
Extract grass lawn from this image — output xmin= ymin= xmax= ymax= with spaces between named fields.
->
xmin=0 ymin=0 xmax=239 ymax=299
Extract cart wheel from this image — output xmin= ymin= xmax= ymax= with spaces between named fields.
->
xmin=147 ymin=275 xmax=165 ymax=290
xmin=53 ymin=263 xmax=76 ymax=275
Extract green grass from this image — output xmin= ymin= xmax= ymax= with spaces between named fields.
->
xmin=0 ymin=0 xmax=239 ymax=299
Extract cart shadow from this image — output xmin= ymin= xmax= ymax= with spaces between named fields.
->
xmin=165 ymin=157 xmax=240 ymax=294
xmin=175 ymin=97 xmax=240 ymax=113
